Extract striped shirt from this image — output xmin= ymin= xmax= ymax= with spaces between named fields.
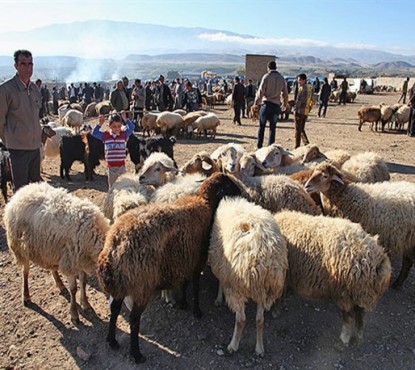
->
xmin=92 ymin=119 xmax=135 ymax=167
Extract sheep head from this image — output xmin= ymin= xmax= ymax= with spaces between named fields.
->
xmin=138 ymin=152 xmax=178 ymax=187
xmin=218 ymin=147 xmax=240 ymax=174
xmin=238 ymin=152 xmax=267 ymax=177
xmin=255 ymin=144 xmax=290 ymax=169
xmin=181 ymin=152 xmax=219 ymax=177
xmin=304 ymin=163 xmax=345 ymax=194
xmin=301 ymin=144 xmax=326 ymax=164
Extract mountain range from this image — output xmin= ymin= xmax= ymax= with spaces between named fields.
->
xmin=0 ymin=20 xmax=414 ymax=82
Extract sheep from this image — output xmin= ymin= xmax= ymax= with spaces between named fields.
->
xmin=341 ymin=152 xmax=390 ymax=183
xmin=97 ymin=173 xmax=242 ymax=363
xmin=141 ymin=112 xmax=159 ymax=136
xmin=304 ymin=162 xmax=415 ymax=289
xmin=103 ymin=173 xmax=152 ymax=222
xmin=209 ymin=197 xmax=288 ymax=355
xmin=3 ymin=182 xmax=110 ymax=323
xmin=232 ymin=172 xmax=322 ymax=216
xmin=62 ymin=109 xmax=84 ymax=132
xmin=192 ymin=113 xmax=220 ymax=139
xmin=392 ymin=105 xmax=411 ymax=131
xmin=172 ymin=109 xmax=187 ymax=116
xmin=44 ymin=126 xmax=74 ymax=158
xmin=95 ymin=101 xmax=112 ymax=115
xmin=183 ymin=111 xmax=207 ymax=137
xmin=238 ymin=152 xmax=270 ymax=177
xmin=84 ymin=102 xmax=97 ymax=117
xmin=156 ymin=111 xmax=184 ymax=137
xmin=138 ymin=152 xmax=179 ymax=187
xmin=150 ymin=173 xmax=207 ymax=204
xmin=302 ymin=147 xmax=351 ymax=169
xmin=357 ymin=106 xmax=381 ymax=132
xmin=0 ymin=141 xmax=13 ymax=202
xmin=180 ymin=151 xmax=219 ymax=177
xmin=211 ymin=143 xmax=245 ymax=174
xmin=255 ymin=144 xmax=302 ymax=171
xmin=274 ymin=210 xmax=391 ymax=349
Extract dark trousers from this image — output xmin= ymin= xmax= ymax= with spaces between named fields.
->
xmin=408 ymin=107 xmax=415 ymax=137
xmin=318 ymin=101 xmax=328 ymax=117
xmin=9 ymin=149 xmax=42 ymax=191
xmin=233 ymin=103 xmax=242 ymax=124
xmin=257 ymin=102 xmax=280 ymax=148
xmin=339 ymin=91 xmax=347 ymax=105
xmin=294 ymin=113 xmax=310 ymax=148
xmin=241 ymin=99 xmax=246 ymax=117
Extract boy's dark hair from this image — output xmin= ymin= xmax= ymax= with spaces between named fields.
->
xmin=298 ymin=73 xmax=307 ymax=81
xmin=14 ymin=49 xmax=32 ymax=64
xmin=109 ymin=113 xmax=122 ymax=124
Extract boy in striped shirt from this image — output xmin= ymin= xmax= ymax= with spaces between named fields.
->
xmin=92 ymin=111 xmax=135 ymax=188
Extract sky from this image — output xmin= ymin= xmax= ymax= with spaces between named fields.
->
xmin=0 ymin=0 xmax=414 ymax=55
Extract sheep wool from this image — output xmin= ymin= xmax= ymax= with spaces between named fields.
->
xmin=4 ymin=182 xmax=110 ymax=323
xmin=209 ymin=197 xmax=288 ymax=355
xmin=275 ymin=210 xmax=391 ymax=348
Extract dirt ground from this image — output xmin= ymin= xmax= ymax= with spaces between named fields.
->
xmin=1 ymin=92 xmax=415 ymax=370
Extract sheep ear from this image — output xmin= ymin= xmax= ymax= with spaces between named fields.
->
xmin=332 ymin=174 xmax=344 ymax=185
xmin=202 ymin=160 xmax=213 ymax=171
xmin=255 ymin=160 xmax=268 ymax=171
xmin=280 ymin=148 xmax=293 ymax=157
xmin=161 ymin=163 xmax=179 ymax=173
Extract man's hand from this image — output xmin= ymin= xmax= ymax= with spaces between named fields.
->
xmin=98 ymin=114 xmax=105 ymax=126
xmin=121 ymin=110 xmax=127 ymax=122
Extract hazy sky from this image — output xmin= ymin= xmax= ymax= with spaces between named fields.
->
xmin=0 ymin=0 xmax=413 ymax=55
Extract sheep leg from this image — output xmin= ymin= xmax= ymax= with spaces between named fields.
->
xmin=129 ymin=304 xmax=146 ymax=364
xmin=22 ymin=261 xmax=31 ymax=305
xmin=214 ymin=283 xmax=224 ymax=307
xmin=255 ymin=304 xmax=265 ymax=356
xmin=51 ymin=270 xmax=66 ymax=292
xmin=351 ymin=306 xmax=365 ymax=345
xmin=336 ymin=309 xmax=355 ymax=350
xmin=79 ymin=272 xmax=92 ymax=311
xmin=177 ymin=280 xmax=188 ymax=310
xmin=67 ymin=275 xmax=79 ymax=324
xmin=391 ymin=255 xmax=413 ymax=289
xmin=192 ymin=272 xmax=203 ymax=318
xmin=227 ymin=305 xmax=246 ymax=354
xmin=107 ymin=298 xmax=123 ymax=349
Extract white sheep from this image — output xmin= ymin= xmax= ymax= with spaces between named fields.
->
xmin=95 ymin=101 xmax=112 ymax=115
xmin=305 ymin=162 xmax=415 ymax=289
xmin=62 ymin=109 xmax=84 ymax=132
xmin=209 ymin=197 xmax=288 ymax=356
xmin=3 ymin=182 xmax=110 ymax=323
xmin=156 ymin=111 xmax=184 ymax=136
xmin=341 ymin=152 xmax=390 ymax=183
xmin=192 ymin=113 xmax=220 ymax=138
xmin=233 ymin=172 xmax=322 ymax=216
xmin=84 ymin=102 xmax=97 ymax=117
xmin=275 ymin=210 xmax=391 ymax=349
xmin=238 ymin=152 xmax=269 ymax=177
xmin=211 ymin=143 xmax=246 ymax=174
xmin=391 ymin=105 xmax=411 ymax=131
xmin=141 ymin=112 xmax=160 ymax=136
xmin=103 ymin=173 xmax=153 ymax=222
xmin=138 ymin=152 xmax=179 ymax=187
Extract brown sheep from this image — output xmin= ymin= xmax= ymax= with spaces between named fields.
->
xmin=357 ymin=106 xmax=381 ymax=131
xmin=97 ymin=173 xmax=242 ymax=364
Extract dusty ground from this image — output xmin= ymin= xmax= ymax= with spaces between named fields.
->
xmin=1 ymin=92 xmax=415 ymax=370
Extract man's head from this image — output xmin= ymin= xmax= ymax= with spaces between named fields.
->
xmin=35 ymin=79 xmax=42 ymax=88
xmin=14 ymin=49 xmax=33 ymax=83
xmin=159 ymin=75 xmax=165 ymax=83
xmin=248 ymin=79 xmax=252 ymax=84
xmin=297 ymin=73 xmax=307 ymax=86
xmin=267 ymin=60 xmax=277 ymax=71
xmin=122 ymin=76 xmax=129 ymax=87
xmin=234 ymin=76 xmax=240 ymax=83
xmin=185 ymin=81 xmax=193 ymax=90
xmin=117 ymin=80 xmax=124 ymax=90
xmin=109 ymin=113 xmax=123 ymax=134
xmin=135 ymin=79 xmax=141 ymax=87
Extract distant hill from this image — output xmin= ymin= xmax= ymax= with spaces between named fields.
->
xmin=372 ymin=61 xmax=414 ymax=70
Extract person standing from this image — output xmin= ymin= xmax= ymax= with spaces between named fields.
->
xmin=318 ymin=78 xmax=331 ymax=118
xmin=245 ymin=78 xmax=256 ymax=117
xmin=232 ymin=77 xmax=245 ymax=125
xmin=157 ymin=75 xmax=173 ymax=112
xmin=131 ymin=79 xmax=145 ymax=128
xmin=254 ymin=60 xmax=289 ymax=148
xmin=313 ymin=77 xmax=320 ymax=94
xmin=0 ymin=49 xmax=42 ymax=190
xmin=294 ymin=73 xmax=313 ymax=149
xmin=407 ymin=80 xmax=415 ymax=137
xmin=330 ymin=77 xmax=338 ymax=90
xmin=181 ymin=81 xmax=202 ymax=112
xmin=398 ymin=77 xmax=410 ymax=104
xmin=52 ymin=86 xmax=59 ymax=115
xmin=339 ymin=77 xmax=348 ymax=105
xmin=110 ymin=80 xmax=129 ymax=113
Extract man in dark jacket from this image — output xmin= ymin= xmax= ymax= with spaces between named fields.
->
xmin=232 ymin=77 xmax=245 ymax=125
xmin=157 ymin=75 xmax=172 ymax=111
xmin=181 ymin=81 xmax=202 ymax=112
xmin=318 ymin=78 xmax=331 ymax=118
xmin=407 ymin=81 xmax=415 ymax=137
xmin=110 ymin=80 xmax=129 ymax=112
